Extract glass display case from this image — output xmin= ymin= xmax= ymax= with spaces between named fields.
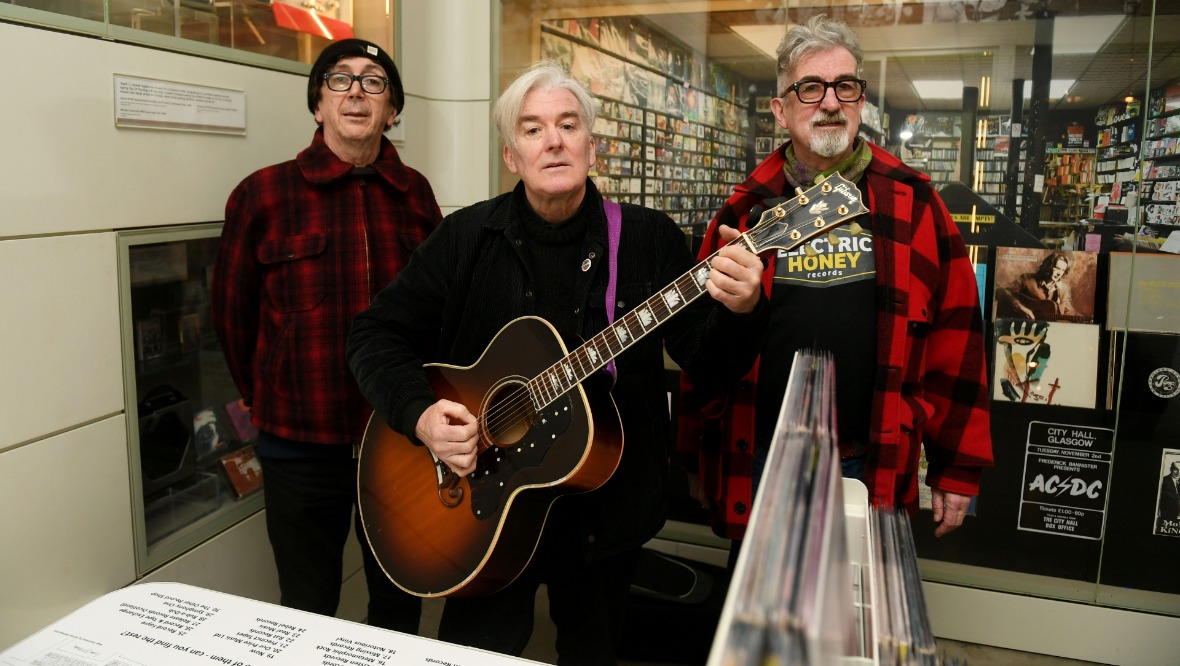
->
xmin=118 ymin=223 xmax=263 ymax=575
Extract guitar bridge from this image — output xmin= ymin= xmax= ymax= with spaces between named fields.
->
xmin=434 ymin=457 xmax=463 ymax=507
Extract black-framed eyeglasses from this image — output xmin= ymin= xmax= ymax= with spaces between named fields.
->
xmin=323 ymin=72 xmax=389 ymax=95
xmin=781 ymin=78 xmax=867 ymax=104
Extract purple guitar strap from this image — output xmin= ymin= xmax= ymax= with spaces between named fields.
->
xmin=603 ymin=199 xmax=621 ymax=382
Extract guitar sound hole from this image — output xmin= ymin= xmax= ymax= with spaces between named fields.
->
xmin=481 ymin=379 xmax=535 ymax=447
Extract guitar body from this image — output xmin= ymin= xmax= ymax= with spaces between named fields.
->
xmin=358 ymin=316 xmax=623 ymax=597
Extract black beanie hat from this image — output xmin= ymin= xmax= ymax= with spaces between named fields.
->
xmin=307 ymin=38 xmax=404 ymax=117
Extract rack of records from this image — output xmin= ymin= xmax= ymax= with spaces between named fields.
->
xmin=708 ymin=352 xmax=937 ymax=666
xmin=538 ymin=16 xmax=750 ymax=231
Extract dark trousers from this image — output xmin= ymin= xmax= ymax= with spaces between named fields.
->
xmin=258 ymin=451 xmax=421 ymax=633
xmin=438 ymin=526 xmax=641 ymax=666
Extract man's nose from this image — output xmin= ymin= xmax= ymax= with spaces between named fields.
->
xmin=819 ymin=86 xmax=842 ymax=111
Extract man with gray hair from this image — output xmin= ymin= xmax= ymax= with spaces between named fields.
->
xmin=348 ymin=61 xmax=764 ymax=662
xmin=679 ymin=14 xmax=993 ymax=550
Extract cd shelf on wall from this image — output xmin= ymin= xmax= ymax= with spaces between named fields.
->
xmin=539 ymin=17 xmax=750 ymax=230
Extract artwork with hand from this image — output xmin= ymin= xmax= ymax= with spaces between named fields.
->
xmin=993 ymin=318 xmax=1099 ymax=408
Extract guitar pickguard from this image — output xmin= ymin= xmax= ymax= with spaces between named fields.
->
xmin=468 ymin=393 xmax=574 ymax=520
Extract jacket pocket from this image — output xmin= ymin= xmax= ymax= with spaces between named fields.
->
xmin=258 ymin=233 xmax=327 ymax=313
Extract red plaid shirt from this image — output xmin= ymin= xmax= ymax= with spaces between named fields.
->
xmin=212 ymin=129 xmax=441 ymax=446
xmin=679 ymin=142 xmax=993 ymax=536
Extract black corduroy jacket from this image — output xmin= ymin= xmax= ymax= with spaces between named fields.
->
xmin=348 ymin=179 xmax=764 ymax=562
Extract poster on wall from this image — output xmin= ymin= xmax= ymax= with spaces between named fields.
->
xmin=1017 ymin=421 xmax=1114 ymax=540
xmin=1155 ymin=448 xmax=1180 ymax=537
xmin=993 ymin=246 xmax=1098 ymax=324
xmin=993 ymin=318 xmax=1099 ymax=407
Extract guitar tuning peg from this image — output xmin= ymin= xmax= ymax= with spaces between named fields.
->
xmin=795 ymin=187 xmax=805 ymax=197
xmin=815 ymin=173 xmax=827 ymax=182
xmin=827 ymin=232 xmax=839 ymax=246
xmin=849 ymin=221 xmax=864 ymax=235
xmin=803 ymin=244 xmax=817 ymax=258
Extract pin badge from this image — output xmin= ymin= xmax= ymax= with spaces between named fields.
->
xmin=581 ymin=258 xmax=593 ymax=272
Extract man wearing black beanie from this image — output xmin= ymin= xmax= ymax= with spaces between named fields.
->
xmin=212 ymin=38 xmax=441 ymax=632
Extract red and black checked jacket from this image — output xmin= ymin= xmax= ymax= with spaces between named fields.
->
xmin=212 ymin=129 xmax=441 ymax=446
xmin=678 ymin=142 xmax=993 ymax=537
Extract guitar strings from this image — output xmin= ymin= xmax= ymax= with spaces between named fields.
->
xmin=476 ymin=191 xmax=821 ymax=441
xmin=478 ymin=264 xmax=710 ymax=440
xmin=478 ymin=186 xmax=832 ymax=443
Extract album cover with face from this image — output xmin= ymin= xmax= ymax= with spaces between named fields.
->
xmin=993 ymin=246 xmax=1098 ymax=324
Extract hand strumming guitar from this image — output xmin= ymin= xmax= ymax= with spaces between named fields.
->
xmin=416 ymin=399 xmax=479 ymax=476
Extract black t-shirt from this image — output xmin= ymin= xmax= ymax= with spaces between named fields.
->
xmin=754 ymin=179 xmax=877 ymax=455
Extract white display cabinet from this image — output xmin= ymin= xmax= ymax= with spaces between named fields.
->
xmin=117 ymin=223 xmax=263 ymax=574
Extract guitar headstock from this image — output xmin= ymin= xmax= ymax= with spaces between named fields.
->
xmin=743 ymin=172 xmax=870 ymax=255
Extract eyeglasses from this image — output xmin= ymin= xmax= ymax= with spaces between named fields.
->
xmin=323 ymin=72 xmax=389 ymax=95
xmin=781 ymin=79 xmax=867 ymax=104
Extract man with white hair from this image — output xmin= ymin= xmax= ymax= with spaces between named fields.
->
xmin=348 ymin=61 xmax=764 ymax=663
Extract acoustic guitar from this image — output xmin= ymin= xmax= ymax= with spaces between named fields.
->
xmin=357 ymin=174 xmax=869 ymax=597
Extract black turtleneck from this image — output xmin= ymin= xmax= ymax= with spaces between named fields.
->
xmin=516 ymin=190 xmax=592 ymax=336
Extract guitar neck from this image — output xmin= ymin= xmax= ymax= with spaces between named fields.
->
xmin=526 ymin=238 xmax=751 ymax=410
xmin=524 ymin=172 xmax=867 ymax=411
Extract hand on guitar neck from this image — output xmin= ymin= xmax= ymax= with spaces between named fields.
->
xmin=704 ymin=225 xmax=764 ymax=314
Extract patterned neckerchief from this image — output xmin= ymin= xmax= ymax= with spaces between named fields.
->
xmin=782 ymin=137 xmax=872 ymax=190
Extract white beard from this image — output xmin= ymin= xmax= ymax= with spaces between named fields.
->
xmin=810 ymin=124 xmax=850 ymax=157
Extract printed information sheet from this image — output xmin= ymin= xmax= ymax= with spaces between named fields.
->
xmin=0 ymin=583 xmax=537 ymax=666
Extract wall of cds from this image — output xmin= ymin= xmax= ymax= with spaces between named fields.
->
xmin=539 ymin=17 xmax=750 ymax=229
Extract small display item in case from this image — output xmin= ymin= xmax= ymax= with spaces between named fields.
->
xmin=135 ymin=316 xmax=165 ymax=361
xmin=138 ymin=385 xmax=196 ymax=495
xmin=192 ymin=407 xmax=228 ymax=460
xmin=220 ymin=445 xmax=264 ymax=499
xmin=224 ymin=398 xmax=258 ymax=443
xmin=178 ymin=313 xmax=201 ymax=353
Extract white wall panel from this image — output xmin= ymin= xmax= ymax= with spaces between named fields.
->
xmin=401 ymin=0 xmax=491 ymax=101
xmin=0 ymin=416 xmax=135 ymax=651
xmin=397 ymin=98 xmax=492 ymax=209
xmin=0 ymin=233 xmax=122 ymax=452
xmin=0 ymin=22 xmax=310 ymax=238
xmin=139 ymin=511 xmax=279 ymax=604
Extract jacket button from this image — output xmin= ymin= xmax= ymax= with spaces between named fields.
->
xmin=734 ymin=501 xmax=747 ymax=516
xmin=525 ymin=290 xmax=534 ymax=298
xmin=515 ymin=239 xmax=522 ymax=246
xmin=617 ymin=301 xmax=625 ymax=308
xmin=736 ymin=438 xmax=748 ymax=452
xmin=586 ymin=534 xmax=596 ymax=544
xmin=588 ymin=251 xmax=596 ymax=259
xmin=574 ymin=307 xmax=581 ymax=314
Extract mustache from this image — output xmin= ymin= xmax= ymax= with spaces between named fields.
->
xmin=811 ymin=111 xmax=847 ymax=127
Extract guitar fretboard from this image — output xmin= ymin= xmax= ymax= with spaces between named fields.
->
xmin=523 ymin=172 xmax=866 ymax=411
xmin=526 ymin=254 xmax=721 ymax=410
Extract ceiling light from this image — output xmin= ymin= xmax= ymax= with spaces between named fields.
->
xmin=1124 ymin=95 xmax=1135 ymax=103
xmin=1053 ymin=15 xmax=1125 ymax=55
xmin=1022 ymin=79 xmax=1077 ymax=100
xmin=912 ymin=80 xmax=964 ymax=99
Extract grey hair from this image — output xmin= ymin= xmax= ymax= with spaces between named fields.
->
xmin=493 ymin=61 xmax=597 ymax=151
xmin=776 ymin=14 xmax=864 ymax=96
